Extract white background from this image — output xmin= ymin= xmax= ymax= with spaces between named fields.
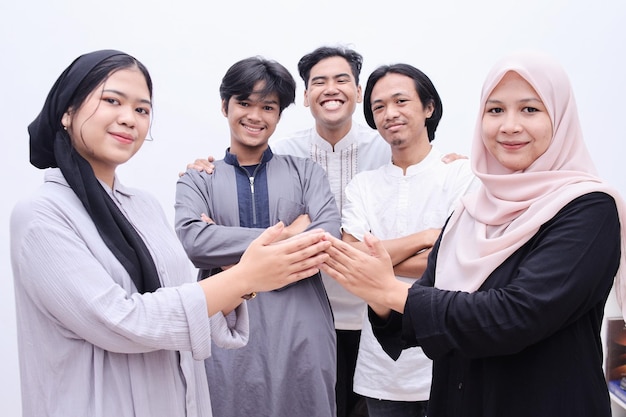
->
xmin=1 ymin=0 xmax=625 ymax=414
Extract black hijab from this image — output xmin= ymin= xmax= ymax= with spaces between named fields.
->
xmin=28 ymin=49 xmax=161 ymax=294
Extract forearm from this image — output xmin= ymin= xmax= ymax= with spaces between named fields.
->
xmin=393 ymin=250 xmax=430 ymax=278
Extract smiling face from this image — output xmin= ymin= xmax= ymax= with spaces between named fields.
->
xmin=303 ymin=56 xmax=362 ymax=138
xmin=223 ymin=80 xmax=280 ymax=164
xmin=482 ymin=71 xmax=553 ymax=172
xmin=369 ymin=72 xmax=433 ymax=151
xmin=62 ymin=67 xmax=151 ymax=185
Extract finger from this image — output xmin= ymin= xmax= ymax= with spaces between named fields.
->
xmin=363 ymin=232 xmax=387 ymax=258
xmin=255 ymin=222 xmax=285 ymax=246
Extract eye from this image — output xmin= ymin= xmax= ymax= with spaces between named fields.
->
xmin=486 ymin=107 xmax=503 ymax=114
xmin=372 ymin=104 xmax=384 ymax=112
xmin=522 ymin=106 xmax=540 ymax=113
xmin=104 ymin=97 xmax=120 ymax=105
xmin=136 ymin=106 xmax=151 ymax=116
xmin=263 ymin=105 xmax=275 ymax=111
xmin=238 ymin=101 xmax=249 ymax=107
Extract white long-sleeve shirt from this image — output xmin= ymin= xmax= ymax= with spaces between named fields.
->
xmin=10 ymin=168 xmax=248 ymax=417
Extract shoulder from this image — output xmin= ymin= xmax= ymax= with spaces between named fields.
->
xmin=270 ymin=128 xmax=314 ymax=155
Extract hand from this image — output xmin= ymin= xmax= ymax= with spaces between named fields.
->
xmin=319 ymin=233 xmax=410 ymax=316
xmin=441 ymin=152 xmax=468 ymax=164
xmin=200 ymin=213 xmax=215 ymax=224
xmin=235 ymin=223 xmax=331 ymax=293
xmin=179 ymin=155 xmax=216 ymax=177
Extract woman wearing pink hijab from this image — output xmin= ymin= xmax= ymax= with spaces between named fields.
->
xmin=320 ymin=51 xmax=626 ymax=417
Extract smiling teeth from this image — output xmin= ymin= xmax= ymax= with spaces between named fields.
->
xmin=322 ymin=100 xmax=342 ymax=110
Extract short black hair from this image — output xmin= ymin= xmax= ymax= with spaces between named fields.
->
xmin=220 ymin=56 xmax=296 ymax=115
xmin=297 ymin=46 xmax=363 ymax=89
xmin=363 ymin=63 xmax=443 ymax=142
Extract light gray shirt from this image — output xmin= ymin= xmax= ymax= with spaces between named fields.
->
xmin=10 ymin=169 xmax=248 ymax=417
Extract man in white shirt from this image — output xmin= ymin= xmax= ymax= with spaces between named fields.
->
xmin=340 ymin=63 xmax=479 ymax=417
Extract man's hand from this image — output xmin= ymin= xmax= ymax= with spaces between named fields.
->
xmin=441 ymin=152 xmax=468 ymax=164
xmin=179 ymin=155 xmax=216 ymax=177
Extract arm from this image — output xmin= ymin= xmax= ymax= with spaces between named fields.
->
xmin=294 ymin=158 xmax=342 ymax=238
xmin=175 ymin=169 xmax=263 ymax=269
xmin=342 ymin=229 xmax=439 ymax=269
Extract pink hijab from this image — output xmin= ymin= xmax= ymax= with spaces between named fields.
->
xmin=435 ymin=51 xmax=626 ymax=313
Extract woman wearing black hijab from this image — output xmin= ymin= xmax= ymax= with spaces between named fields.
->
xmin=11 ymin=49 xmax=330 ymax=417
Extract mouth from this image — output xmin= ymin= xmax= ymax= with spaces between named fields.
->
xmin=499 ymin=140 xmax=528 ymax=150
xmin=110 ymin=131 xmax=134 ymax=144
xmin=384 ymin=122 xmax=404 ymax=132
xmin=321 ymin=100 xmax=344 ymax=110
xmin=242 ymin=123 xmax=264 ymax=133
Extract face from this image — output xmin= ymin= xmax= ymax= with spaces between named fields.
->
xmin=223 ymin=80 xmax=280 ymax=158
xmin=369 ymin=73 xmax=433 ymax=149
xmin=482 ymin=71 xmax=553 ymax=172
xmin=62 ymin=67 xmax=151 ymax=181
xmin=303 ymin=56 xmax=362 ymax=132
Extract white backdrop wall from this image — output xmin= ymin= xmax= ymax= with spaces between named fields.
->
xmin=1 ymin=0 xmax=625 ymax=414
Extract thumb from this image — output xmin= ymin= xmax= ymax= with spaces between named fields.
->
xmin=363 ymin=232 xmax=387 ymax=259
xmin=256 ymin=221 xmax=285 ymax=246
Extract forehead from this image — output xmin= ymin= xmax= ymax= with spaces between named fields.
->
xmin=488 ymin=71 xmax=539 ymax=99
xmin=98 ymin=68 xmax=150 ymax=98
xmin=371 ymin=73 xmax=416 ymax=99
xmin=310 ymin=56 xmax=353 ymax=78
xmin=235 ymin=80 xmax=279 ymax=104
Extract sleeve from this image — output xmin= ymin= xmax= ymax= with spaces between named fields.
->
xmin=300 ymin=159 xmax=341 ymax=238
xmin=175 ymin=169 xmax=263 ymax=270
xmin=402 ymin=192 xmax=621 ymax=360
xmin=209 ymin=302 xmax=250 ymax=349
xmin=340 ymin=173 xmax=370 ymax=240
xmin=11 ymin=200 xmax=216 ymax=359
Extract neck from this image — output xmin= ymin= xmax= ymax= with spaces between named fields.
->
xmin=392 ymin=143 xmax=432 ymax=175
xmin=230 ymin=144 xmax=266 ymax=166
xmin=315 ymin=121 xmax=352 ymax=148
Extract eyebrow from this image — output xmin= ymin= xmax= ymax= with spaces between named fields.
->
xmin=103 ymin=89 xmax=152 ymax=106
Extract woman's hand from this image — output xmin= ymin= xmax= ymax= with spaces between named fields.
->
xmin=235 ymin=223 xmax=330 ymax=293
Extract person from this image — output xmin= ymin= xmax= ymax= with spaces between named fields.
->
xmin=10 ymin=49 xmax=332 ymax=417
xmin=340 ymin=63 xmax=480 ymax=417
xmin=174 ymin=56 xmax=341 ymax=417
xmin=319 ymin=50 xmax=626 ymax=417
xmin=271 ymin=46 xmax=389 ymax=417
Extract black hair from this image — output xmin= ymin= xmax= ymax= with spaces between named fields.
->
xmin=363 ymin=63 xmax=442 ymax=142
xmin=297 ymin=46 xmax=363 ymax=88
xmin=220 ymin=56 xmax=296 ymax=115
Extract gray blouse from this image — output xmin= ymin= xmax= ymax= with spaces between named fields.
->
xmin=10 ymin=168 xmax=248 ymax=417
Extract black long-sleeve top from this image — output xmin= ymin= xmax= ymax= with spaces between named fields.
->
xmin=371 ymin=192 xmax=621 ymax=417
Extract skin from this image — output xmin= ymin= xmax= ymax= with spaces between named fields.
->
xmin=321 ymin=71 xmax=554 ymax=319
xmin=342 ymin=73 xmax=441 ymax=278
xmin=61 ymin=68 xmax=329 ymax=316
xmin=482 ymin=71 xmax=553 ymax=171
xmin=303 ymin=56 xmax=362 ymax=146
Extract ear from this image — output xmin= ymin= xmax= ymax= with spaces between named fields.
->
xmin=221 ymin=99 xmax=228 ymax=117
xmin=61 ymin=111 xmax=71 ymax=129
xmin=426 ymin=101 xmax=435 ymax=118
xmin=356 ymin=84 xmax=363 ymax=104
xmin=303 ymin=90 xmax=310 ymax=108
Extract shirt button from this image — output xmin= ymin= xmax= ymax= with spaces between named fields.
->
xmin=458 ymin=382 xmax=463 ymax=390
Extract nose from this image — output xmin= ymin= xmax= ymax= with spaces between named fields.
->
xmin=500 ymin=112 xmax=522 ymax=134
xmin=384 ymin=103 xmax=400 ymax=121
xmin=118 ymin=105 xmax=136 ymax=127
xmin=323 ymin=81 xmax=340 ymax=95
